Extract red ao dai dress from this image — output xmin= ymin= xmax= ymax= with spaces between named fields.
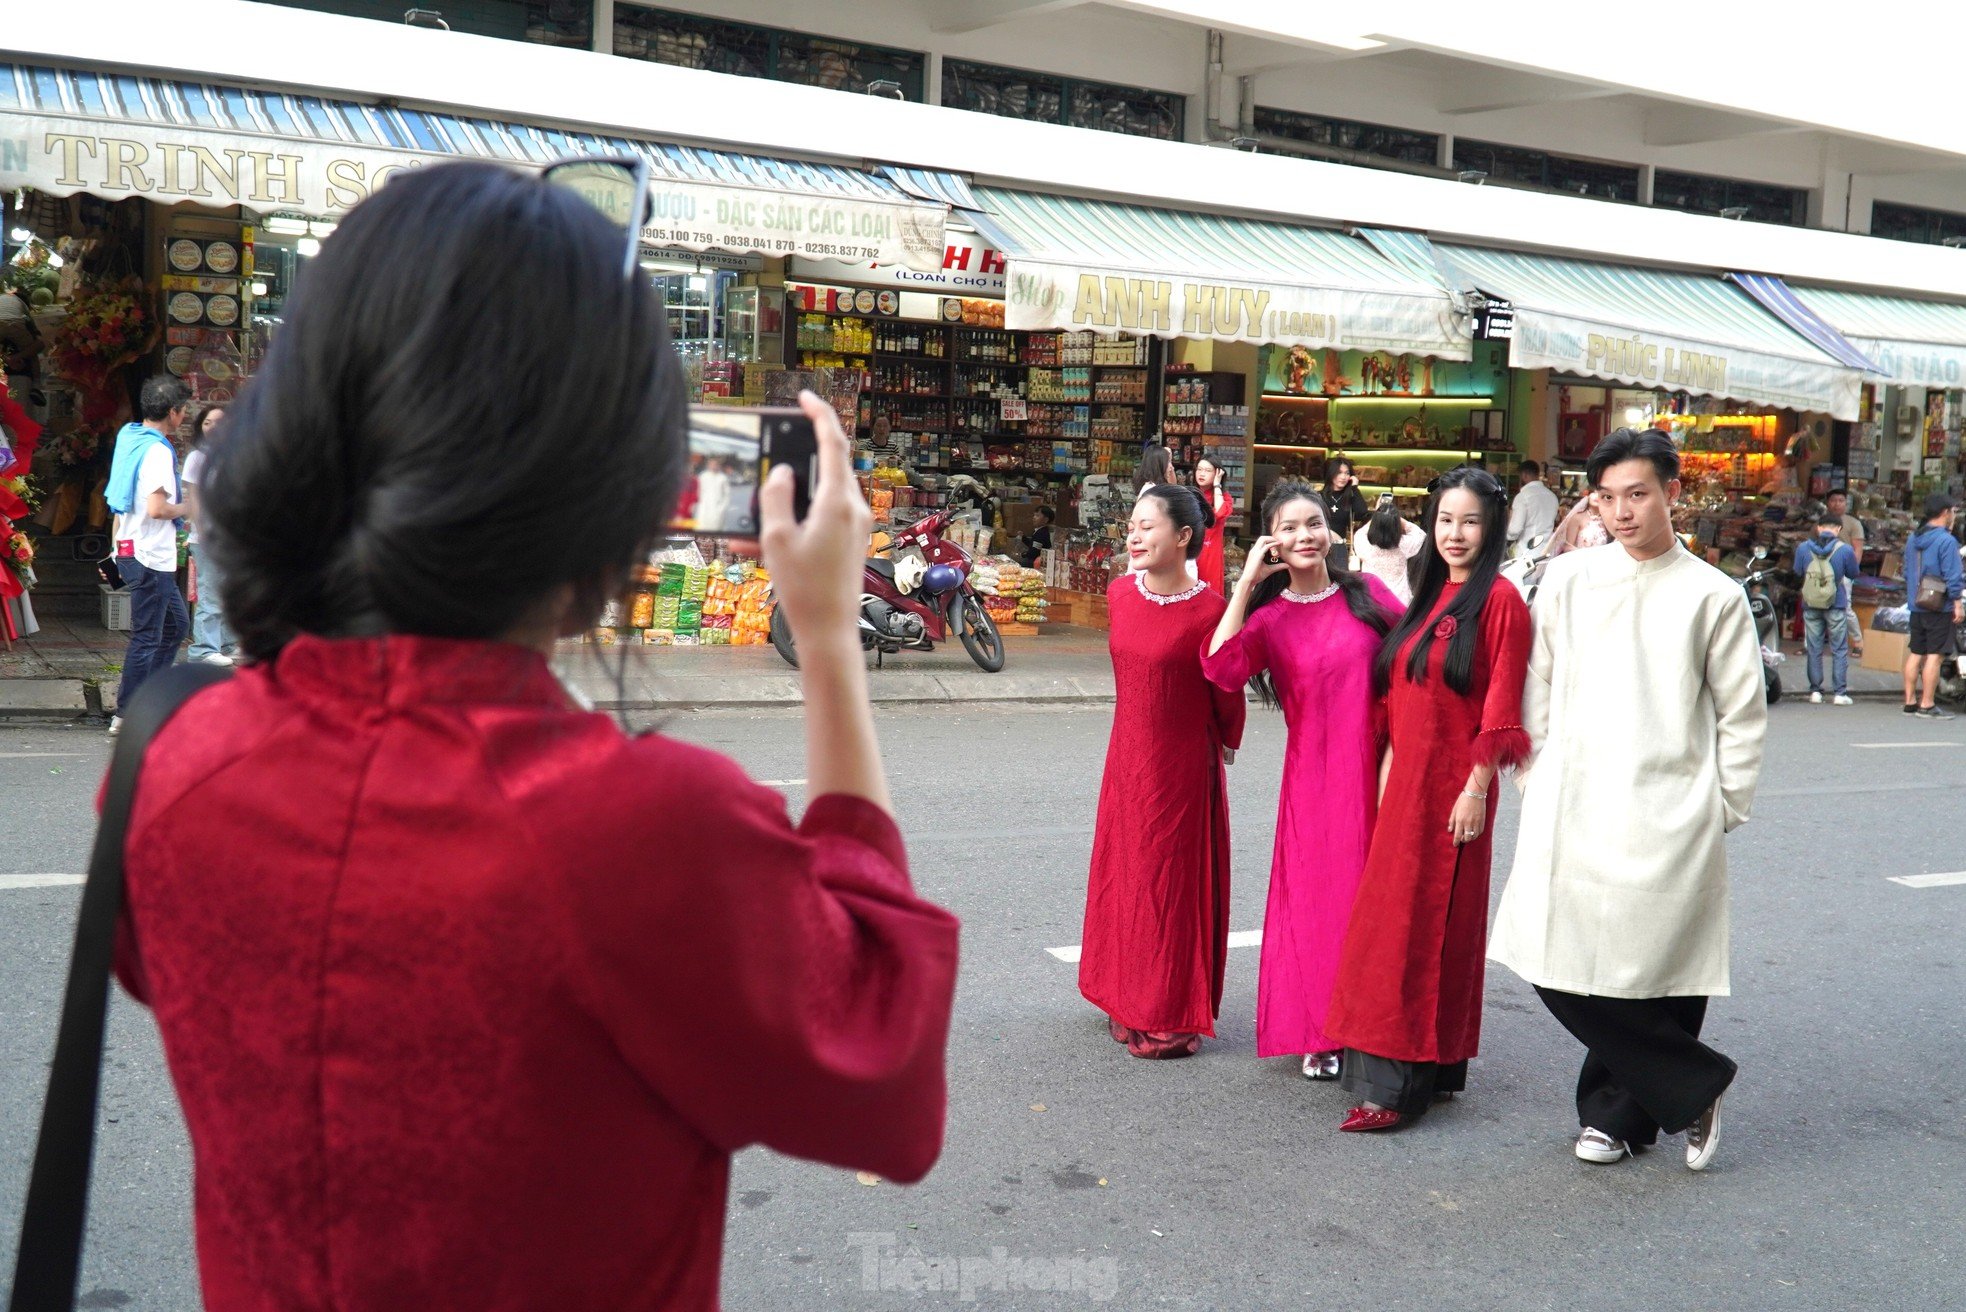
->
xmin=1325 ymin=578 xmax=1533 ymax=1113
xmin=1080 ymin=573 xmax=1247 ymax=1056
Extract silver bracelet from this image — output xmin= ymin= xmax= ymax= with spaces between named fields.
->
xmin=1461 ymin=788 xmax=1488 ymax=801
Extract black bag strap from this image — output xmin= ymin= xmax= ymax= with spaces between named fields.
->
xmin=10 ymin=662 xmax=232 ymax=1312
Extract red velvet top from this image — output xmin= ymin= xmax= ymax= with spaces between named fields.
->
xmin=111 ymin=634 xmax=960 ymax=1311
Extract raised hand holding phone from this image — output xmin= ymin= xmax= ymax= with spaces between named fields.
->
xmin=759 ymin=391 xmax=891 ymax=815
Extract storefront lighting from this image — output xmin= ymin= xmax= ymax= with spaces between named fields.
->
xmin=307 ymin=220 xmax=338 ymax=239
xmin=7 ymin=226 xmax=30 ymax=243
xmin=296 ymin=236 xmax=322 ymax=258
xmin=250 ymin=280 xmax=269 ymax=297
xmin=44 ymin=252 xmax=62 ymax=268
xmin=264 ymin=214 xmax=311 ymax=236
xmin=1625 ymin=406 xmax=1648 ymax=425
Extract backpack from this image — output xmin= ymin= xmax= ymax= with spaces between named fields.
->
xmin=1800 ymin=541 xmax=1840 ymax=610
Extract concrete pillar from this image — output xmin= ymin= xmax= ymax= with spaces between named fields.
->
xmin=1636 ymin=164 xmax=1656 ymax=207
xmin=592 ymin=0 xmax=613 ymax=55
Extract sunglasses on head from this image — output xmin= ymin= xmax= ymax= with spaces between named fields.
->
xmin=541 ymin=153 xmax=653 ymax=279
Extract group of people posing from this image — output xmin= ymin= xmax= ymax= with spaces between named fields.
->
xmin=1080 ymin=427 xmax=1769 ymax=1173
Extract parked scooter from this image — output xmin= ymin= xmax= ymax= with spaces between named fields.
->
xmin=1741 ymin=546 xmax=1786 ymax=705
xmin=770 ymin=508 xmax=1005 ymax=672
xmin=1500 ymin=532 xmax=1554 ymax=607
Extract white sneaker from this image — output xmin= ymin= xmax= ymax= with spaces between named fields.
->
xmin=1808 ymin=691 xmax=1823 ymax=704
xmin=197 ymin=652 xmax=236 ymax=666
xmin=106 ymin=716 xmax=122 ymax=739
xmin=1685 ymin=1095 xmax=1722 ymax=1172
xmin=1301 ymin=1051 xmax=1342 ymax=1080
xmin=1832 ymin=694 xmax=1854 ymax=706
xmin=1575 ymin=1127 xmax=1629 ymax=1163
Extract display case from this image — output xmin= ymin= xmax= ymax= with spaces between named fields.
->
xmin=723 ymin=285 xmax=785 ymax=364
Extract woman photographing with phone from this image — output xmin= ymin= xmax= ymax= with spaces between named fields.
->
xmin=93 ymin=160 xmax=959 ymax=1310
xmin=1203 ymin=482 xmax=1399 ymax=1080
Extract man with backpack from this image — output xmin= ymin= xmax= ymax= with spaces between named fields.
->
xmin=1793 ymin=509 xmax=1859 ymax=706
xmin=1904 ymin=493 xmax=1964 ymax=720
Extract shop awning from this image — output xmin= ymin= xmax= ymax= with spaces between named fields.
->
xmin=1779 ymin=284 xmax=1966 ymax=390
xmin=0 ymin=61 xmax=948 ymax=271
xmin=1438 ymin=244 xmax=1866 ymax=419
xmin=970 ymin=187 xmax=1470 ymax=359
xmin=879 ymin=165 xmax=978 ymax=212
xmin=1725 ymin=274 xmax=1881 ymax=373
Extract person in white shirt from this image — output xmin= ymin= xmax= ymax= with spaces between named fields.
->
xmin=181 ymin=403 xmax=237 ymax=667
xmin=1505 ymin=460 xmax=1560 ymax=553
xmin=104 ymin=376 xmax=192 ymax=735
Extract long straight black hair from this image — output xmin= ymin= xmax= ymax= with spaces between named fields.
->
xmin=1242 ymin=480 xmax=1395 ymax=710
xmin=1374 ymin=466 xmax=1510 ymax=696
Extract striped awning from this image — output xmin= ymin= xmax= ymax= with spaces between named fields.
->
xmin=879 ymin=165 xmax=979 ymax=212
xmin=1438 ymin=244 xmax=1865 ymax=419
xmin=1726 ymin=274 xmax=1881 ymax=373
xmin=0 ymin=61 xmax=949 ymax=269
xmin=972 ymin=187 xmax=1468 ymax=357
xmin=1784 ymin=285 xmax=1966 ymax=389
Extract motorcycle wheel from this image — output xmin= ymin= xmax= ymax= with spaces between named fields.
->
xmin=769 ymin=606 xmax=799 ymax=670
xmin=959 ymin=596 xmax=1006 ymax=673
xmin=1765 ymin=667 xmax=1782 ymax=705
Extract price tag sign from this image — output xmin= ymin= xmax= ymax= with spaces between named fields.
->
xmin=1001 ymin=397 xmax=1029 ymax=421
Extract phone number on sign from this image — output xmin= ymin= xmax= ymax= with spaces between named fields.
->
xmin=645 ymin=228 xmax=882 ymax=259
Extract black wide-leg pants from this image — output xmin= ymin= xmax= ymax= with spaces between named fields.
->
xmin=1339 ymin=1051 xmax=1468 ymax=1118
xmin=1533 ymin=987 xmax=1737 ymax=1145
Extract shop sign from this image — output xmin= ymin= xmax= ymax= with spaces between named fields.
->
xmin=1002 ymin=260 xmax=1469 ymax=359
xmin=1473 ymin=298 xmax=1515 ymax=341
xmin=788 ymin=240 xmax=1007 ymax=293
xmin=2 ymin=114 xmax=948 ymax=271
xmin=1507 ymin=308 xmax=1862 ymax=420
xmin=1846 ymin=338 xmax=1966 ymax=390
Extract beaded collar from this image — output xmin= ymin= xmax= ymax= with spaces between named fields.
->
xmin=1281 ymin=582 xmax=1340 ymax=604
xmin=1133 ymin=572 xmax=1208 ymax=606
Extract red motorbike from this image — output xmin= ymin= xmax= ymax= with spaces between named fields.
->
xmin=769 ymin=508 xmax=1006 ymax=672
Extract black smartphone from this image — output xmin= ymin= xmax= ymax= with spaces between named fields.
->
xmin=673 ymin=405 xmax=818 ymax=537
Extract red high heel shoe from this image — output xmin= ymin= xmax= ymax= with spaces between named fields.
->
xmin=1127 ymin=1031 xmax=1201 ymax=1060
xmin=1339 ymin=1105 xmax=1405 ymax=1133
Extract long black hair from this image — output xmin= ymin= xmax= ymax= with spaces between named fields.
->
xmin=1242 ymin=480 xmax=1396 ymax=710
xmin=1364 ymin=495 xmax=1404 ymax=550
xmin=1374 ymin=466 xmax=1510 ymax=696
xmin=204 ymin=161 xmax=687 ymax=661
xmin=1138 ymin=442 xmax=1174 ymax=488
xmin=1137 ymin=482 xmax=1213 ymax=560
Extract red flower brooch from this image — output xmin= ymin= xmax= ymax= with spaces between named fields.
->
xmin=1433 ymin=615 xmax=1460 ymax=640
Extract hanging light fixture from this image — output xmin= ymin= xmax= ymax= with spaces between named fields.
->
xmin=307 ymin=219 xmax=338 ymax=239
xmin=264 ymin=213 xmax=311 ymax=236
xmin=296 ymin=236 xmax=322 ymax=258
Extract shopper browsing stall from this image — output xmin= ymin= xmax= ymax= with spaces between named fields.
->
xmin=1081 ymin=485 xmax=1244 ymax=1060
xmin=1203 ymin=481 xmax=1398 ymax=1080
xmin=181 ymin=403 xmax=237 ymax=667
xmin=1904 ymin=493 xmax=1964 ymax=720
xmin=104 ymin=375 xmax=192 ymax=735
xmin=1324 ymin=468 xmax=1531 ymax=1132
xmin=1793 ymin=512 xmax=1859 ymax=705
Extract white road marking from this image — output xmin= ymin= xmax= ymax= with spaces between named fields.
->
xmin=1852 ymin=742 xmax=1962 ymax=750
xmin=1889 ymin=872 xmax=1966 ymax=889
xmin=0 ymin=874 xmax=86 ymax=890
xmin=756 ymin=778 xmax=806 ymax=788
xmin=1047 ymin=928 xmax=1263 ymax=963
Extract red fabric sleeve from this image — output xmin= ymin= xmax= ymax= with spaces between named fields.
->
xmin=1212 ymin=671 xmax=1248 ymax=752
xmin=1471 ymin=581 xmax=1533 ymax=771
xmin=1201 ymin=603 xmax=1268 ymax=695
xmin=561 ymin=746 xmax=960 ymax=1183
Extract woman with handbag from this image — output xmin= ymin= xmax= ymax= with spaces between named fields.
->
xmin=44 ymin=161 xmax=960 ymax=1311
xmin=1905 ymin=492 xmax=1964 ymax=719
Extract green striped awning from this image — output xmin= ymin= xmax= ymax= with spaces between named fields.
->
xmin=1439 ymin=244 xmax=1865 ymax=419
xmin=970 ymin=187 xmax=1469 ymax=358
xmin=1788 ymin=286 xmax=1966 ymax=389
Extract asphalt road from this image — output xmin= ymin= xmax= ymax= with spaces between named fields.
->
xmin=1 ymin=699 xmax=1962 ymax=1309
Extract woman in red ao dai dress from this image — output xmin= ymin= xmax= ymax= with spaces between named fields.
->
xmin=1081 ymin=485 xmax=1246 ymax=1058
xmin=1325 ymin=467 xmax=1532 ymax=1132
xmin=1203 ymin=481 xmax=1400 ymax=1079
xmin=1194 ymin=457 xmax=1235 ymax=594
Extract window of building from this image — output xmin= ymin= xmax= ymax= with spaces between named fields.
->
xmin=256 ymin=0 xmax=591 ymax=46
xmin=613 ymin=5 xmax=925 ymax=100
xmin=942 ymin=59 xmax=1184 ymax=141
xmin=1869 ymin=201 xmax=1966 ymax=246
xmin=1252 ymin=107 xmax=1438 ymax=165
xmin=1452 ymin=138 xmax=1639 ymax=202
xmin=1652 ymin=170 xmax=1806 ymax=226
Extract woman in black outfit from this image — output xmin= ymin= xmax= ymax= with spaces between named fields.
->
xmin=1322 ymin=458 xmax=1371 ymax=571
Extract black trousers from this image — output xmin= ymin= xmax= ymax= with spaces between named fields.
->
xmin=1339 ymin=1050 xmax=1467 ymax=1118
xmin=1534 ymin=987 xmax=1737 ymax=1145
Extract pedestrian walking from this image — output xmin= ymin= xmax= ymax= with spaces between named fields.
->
xmin=181 ymin=402 xmax=237 ymax=667
xmin=1202 ymin=480 xmax=1399 ymax=1079
xmin=1826 ymin=488 xmax=1866 ymax=657
xmin=1323 ymin=467 xmax=1532 ymax=1131
xmin=1082 ymin=484 xmax=1245 ymax=1059
xmin=1904 ymin=493 xmax=1964 ymax=719
xmin=1350 ymin=493 xmax=1426 ymax=605
xmin=1794 ymin=510 xmax=1858 ymax=705
xmin=1489 ymin=428 xmax=1767 ymax=1172
xmin=1320 ymin=458 xmax=1371 ymax=571
xmin=103 ymin=161 xmax=960 ymax=1311
xmin=1193 ymin=456 xmax=1234 ymax=593
xmin=1505 ymin=460 xmax=1559 ymax=552
xmin=104 ymin=375 xmax=191 ymax=737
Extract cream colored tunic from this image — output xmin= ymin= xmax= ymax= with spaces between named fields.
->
xmin=1488 ymin=543 xmax=1767 ymax=998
